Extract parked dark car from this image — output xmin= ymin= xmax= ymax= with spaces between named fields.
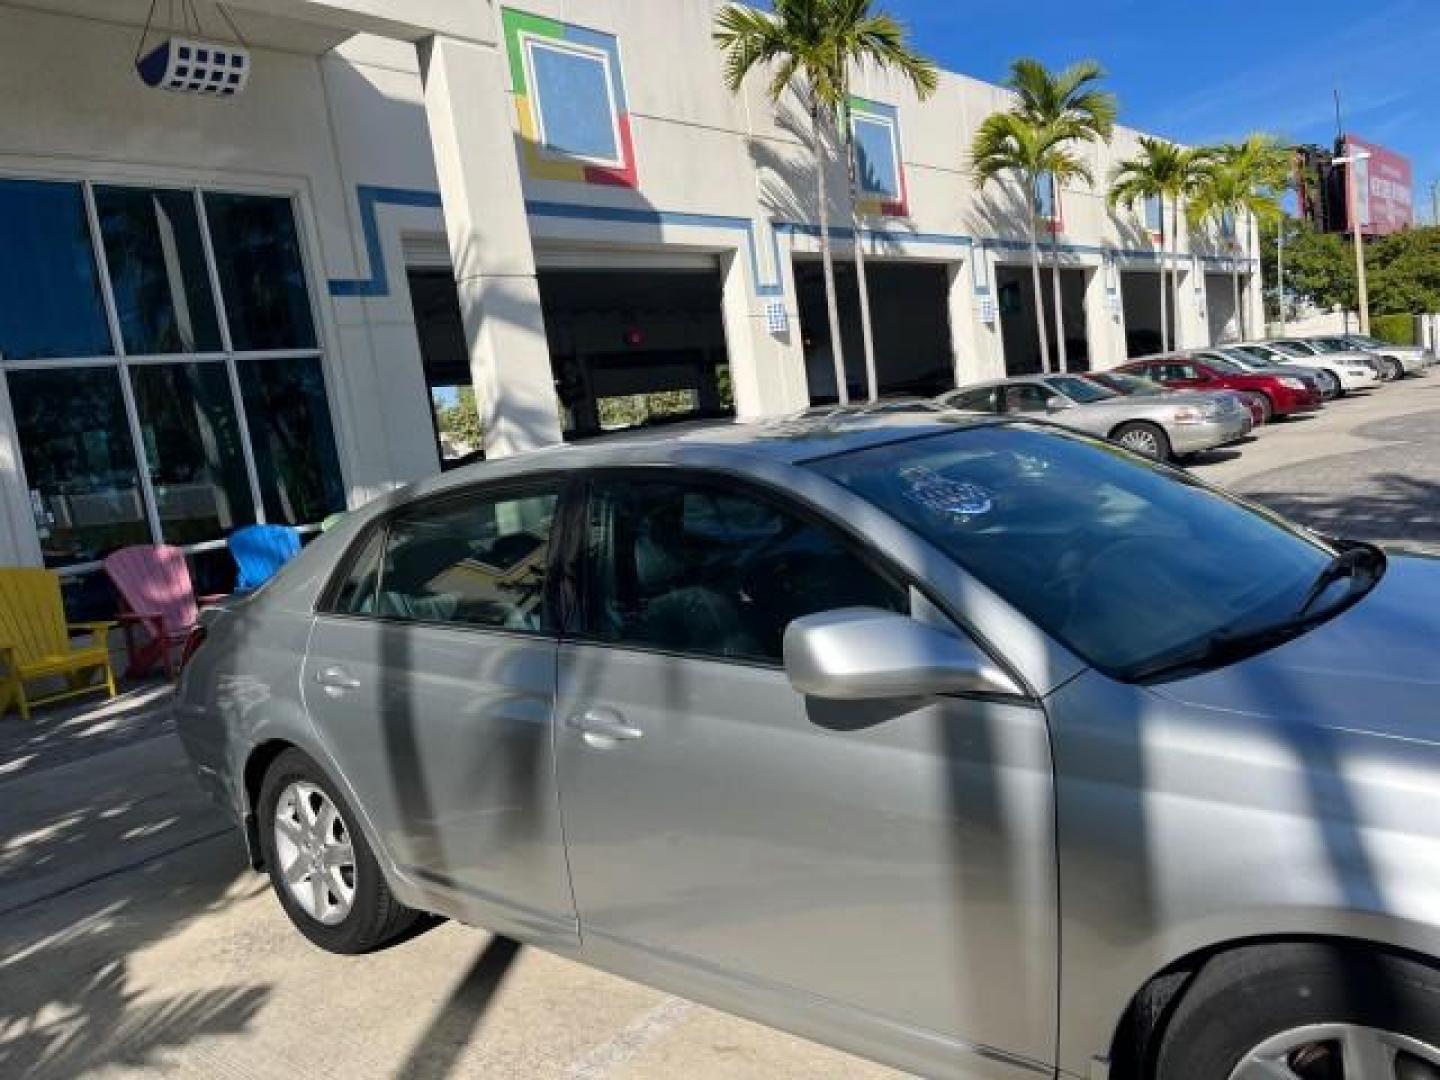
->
xmin=1118 ymin=353 xmax=1323 ymax=422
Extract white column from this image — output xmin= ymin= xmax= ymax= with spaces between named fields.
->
xmin=720 ymin=250 xmax=809 ymax=418
xmin=419 ymin=35 xmax=562 ymax=457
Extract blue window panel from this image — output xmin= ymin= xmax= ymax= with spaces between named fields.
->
xmin=1144 ymin=195 xmax=1162 ymax=232
xmin=0 ymin=179 xmax=112 ymax=361
xmin=530 ymin=42 xmax=618 ymax=161
xmin=204 ymin=193 xmax=317 ymax=351
xmin=853 ymin=115 xmax=899 ymax=199
xmin=1035 ymin=173 xmax=1057 ymax=219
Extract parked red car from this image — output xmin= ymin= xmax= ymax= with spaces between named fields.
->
xmin=1117 ymin=353 xmax=1323 ymax=423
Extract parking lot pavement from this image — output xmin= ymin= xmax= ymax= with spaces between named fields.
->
xmin=0 ymin=692 xmax=898 ymax=1080
xmin=1187 ymin=370 xmax=1440 ymax=549
xmin=4 ymin=372 xmax=1439 ymax=1080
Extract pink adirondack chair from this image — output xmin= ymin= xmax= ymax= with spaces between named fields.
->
xmin=103 ymin=545 xmax=225 ymax=679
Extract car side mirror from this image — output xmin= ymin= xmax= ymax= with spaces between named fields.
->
xmin=1045 ymin=397 xmax=1075 ymax=412
xmin=783 ymin=607 xmax=1023 ymax=700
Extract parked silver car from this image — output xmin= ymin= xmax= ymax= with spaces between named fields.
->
xmin=938 ymin=373 xmax=1251 ymax=460
xmin=176 ymin=414 xmax=1440 ymax=1080
xmin=1326 ymin=334 xmax=1434 ymax=377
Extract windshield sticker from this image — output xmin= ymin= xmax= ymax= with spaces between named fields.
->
xmin=899 ymin=466 xmax=993 ymax=520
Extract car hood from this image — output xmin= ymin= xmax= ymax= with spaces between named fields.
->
xmin=1151 ymin=552 xmax=1440 ymax=742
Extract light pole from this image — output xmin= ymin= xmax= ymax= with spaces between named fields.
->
xmin=1333 ymin=148 xmax=1372 ymax=336
xmin=1276 ymin=220 xmax=1286 ymax=336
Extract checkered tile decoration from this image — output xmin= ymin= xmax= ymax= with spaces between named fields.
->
xmin=765 ymin=300 xmax=789 ymax=336
xmin=137 ymin=37 xmax=251 ymax=97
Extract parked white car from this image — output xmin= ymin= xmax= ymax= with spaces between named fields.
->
xmin=1233 ymin=342 xmax=1380 ymax=395
xmin=1326 ymin=334 xmax=1434 ymax=378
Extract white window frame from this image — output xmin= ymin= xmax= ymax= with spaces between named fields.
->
xmin=520 ymin=33 xmax=625 ymax=169
xmin=0 ymin=172 xmax=339 ymax=583
xmin=851 ymin=112 xmax=903 ymax=200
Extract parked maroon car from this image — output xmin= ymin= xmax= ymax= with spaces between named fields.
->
xmin=1117 ymin=353 xmax=1323 ymax=422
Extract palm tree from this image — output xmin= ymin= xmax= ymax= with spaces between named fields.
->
xmin=1005 ymin=59 xmax=1116 ymax=372
xmin=970 ymin=114 xmax=1097 ymax=375
xmin=1109 ymin=137 xmax=1207 ymax=354
xmin=1188 ymin=137 xmax=1285 ymax=341
xmin=714 ymin=0 xmax=936 ymax=405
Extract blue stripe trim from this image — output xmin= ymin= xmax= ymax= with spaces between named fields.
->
xmin=326 ymin=184 xmax=1257 ymax=302
xmin=327 ymin=185 xmax=444 ymax=298
xmin=525 ymin=200 xmax=786 ymax=297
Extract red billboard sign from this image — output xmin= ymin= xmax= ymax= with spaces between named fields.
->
xmin=1343 ymin=137 xmax=1414 ymax=235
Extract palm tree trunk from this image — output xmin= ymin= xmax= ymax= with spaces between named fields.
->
xmin=811 ymin=104 xmax=849 ymax=404
xmin=1158 ymin=196 xmax=1171 ymax=354
xmin=843 ymin=118 xmax=880 ymax=402
xmin=1026 ymin=186 xmax=1052 ymax=374
xmin=1048 ymin=218 xmax=1069 ymax=372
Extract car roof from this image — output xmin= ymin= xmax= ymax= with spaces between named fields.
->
xmin=394 ymin=411 xmax=1004 ymax=504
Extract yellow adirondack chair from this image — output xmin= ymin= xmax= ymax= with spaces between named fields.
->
xmin=0 ymin=568 xmax=117 ymax=720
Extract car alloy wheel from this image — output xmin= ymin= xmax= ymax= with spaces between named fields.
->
xmin=1115 ymin=424 xmax=1166 ymax=459
xmin=1384 ymin=358 xmax=1403 ymax=381
xmin=1228 ymin=1023 xmax=1440 ymax=1079
xmin=272 ymin=780 xmax=357 ymax=926
xmin=1319 ymin=371 xmax=1341 ymax=397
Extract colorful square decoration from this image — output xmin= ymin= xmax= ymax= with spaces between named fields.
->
xmin=847 ymin=97 xmax=908 ymax=217
xmin=502 ymin=8 xmax=637 ymax=188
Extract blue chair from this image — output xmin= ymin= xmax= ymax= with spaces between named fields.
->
xmin=229 ymin=524 xmax=302 ymax=593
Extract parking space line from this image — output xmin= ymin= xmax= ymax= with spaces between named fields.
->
xmin=563 ymin=997 xmax=696 ymax=1079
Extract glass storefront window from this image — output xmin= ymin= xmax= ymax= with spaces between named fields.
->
xmin=8 ymin=366 xmax=150 ymax=566
xmin=0 ymin=179 xmax=112 ymax=361
xmin=204 ymin=193 xmax=317 ymax=351
xmin=129 ymin=361 xmax=255 ymax=545
xmin=238 ymin=355 xmax=344 ymax=525
xmin=95 ymin=186 xmax=222 ymax=355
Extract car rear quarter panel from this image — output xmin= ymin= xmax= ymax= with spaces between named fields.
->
xmin=1049 ymin=669 xmax=1440 ymax=1074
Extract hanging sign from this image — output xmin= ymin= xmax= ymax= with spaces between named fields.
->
xmin=137 ymin=36 xmax=250 ymax=97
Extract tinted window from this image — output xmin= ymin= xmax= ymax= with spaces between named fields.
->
xmin=583 ymin=479 xmax=906 ymax=663
xmin=330 ymin=526 xmax=386 ymax=615
xmin=95 ymin=186 xmax=221 ymax=355
xmin=237 ymin=356 xmax=344 ymax=525
xmin=0 ymin=179 xmax=112 ymax=360
xmin=204 ymin=193 xmax=316 ymax=351
xmin=375 ymin=488 xmax=558 ymax=630
xmin=946 ymin=386 xmax=1000 ymax=412
xmin=813 ymin=427 xmax=1334 ymax=677
xmin=1002 ymin=384 xmax=1054 ymax=414
xmin=1270 ymin=342 xmax=1310 ymax=357
xmin=1047 ymin=376 xmax=1115 ymax=403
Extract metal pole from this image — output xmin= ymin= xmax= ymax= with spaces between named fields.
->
xmin=1347 ymin=159 xmax=1371 ymax=336
xmin=1432 ymin=180 xmax=1439 ymax=227
xmin=1277 ymin=219 xmax=1286 ymax=337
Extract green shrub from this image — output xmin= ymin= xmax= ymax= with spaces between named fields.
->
xmin=1370 ymin=313 xmax=1416 ymax=345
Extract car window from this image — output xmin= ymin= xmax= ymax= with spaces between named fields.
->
xmin=1199 ymin=354 xmax=1244 ymax=374
xmin=1002 ymin=384 xmax=1054 ymax=414
xmin=811 ymin=426 xmax=1336 ymax=678
xmin=1270 ymin=342 xmax=1309 ymax=357
xmin=1236 ymin=345 xmax=1273 ymax=361
xmin=1155 ymin=362 xmax=1196 ymax=381
xmin=581 ymin=478 xmax=907 ymax=664
xmin=365 ymin=486 xmax=559 ymax=631
xmin=1046 ymin=376 xmax=1115 ymax=403
xmin=328 ymin=526 xmax=387 ymax=614
xmin=946 ymin=385 xmax=1000 ymax=413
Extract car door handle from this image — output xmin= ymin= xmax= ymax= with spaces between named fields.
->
xmin=567 ymin=707 xmax=643 ymax=748
xmin=315 ymin=665 xmax=361 ymax=693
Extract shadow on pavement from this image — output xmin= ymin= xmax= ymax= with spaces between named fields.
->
xmin=393 ymin=935 xmax=522 ymax=1080
xmin=1241 ymin=473 xmax=1440 ymax=548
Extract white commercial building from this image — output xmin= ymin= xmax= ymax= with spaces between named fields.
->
xmin=0 ymin=0 xmax=1261 ymax=610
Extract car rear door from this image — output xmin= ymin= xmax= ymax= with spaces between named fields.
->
xmin=302 ymin=481 xmax=578 ymax=945
xmin=554 ymin=470 xmax=1057 ymax=1078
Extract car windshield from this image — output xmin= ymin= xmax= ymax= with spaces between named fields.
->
xmin=1233 ymin=346 xmax=1279 ymax=365
xmin=1046 ymin=376 xmax=1117 ymax=403
xmin=1090 ymin=372 xmax=1166 ymax=396
xmin=810 ymin=425 xmax=1343 ymax=679
xmin=1200 ymin=354 xmax=1246 ymax=374
xmin=1312 ymin=338 xmax=1347 ymax=352
xmin=1270 ymin=341 xmax=1311 ymax=357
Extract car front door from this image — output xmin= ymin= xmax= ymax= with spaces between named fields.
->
xmin=1001 ymin=382 xmax=1055 ymax=415
xmin=302 ymin=482 xmax=578 ymax=945
xmin=554 ymin=471 xmax=1057 ymax=1078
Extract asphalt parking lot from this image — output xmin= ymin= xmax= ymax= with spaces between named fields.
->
xmin=2 ymin=371 xmax=1437 ymax=1080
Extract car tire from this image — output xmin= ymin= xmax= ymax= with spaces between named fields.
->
xmin=1112 ymin=421 xmax=1172 ymax=462
xmin=1383 ymin=357 xmax=1403 ymax=381
xmin=1318 ymin=371 xmax=1341 ymax=398
xmin=1154 ymin=942 xmax=1440 ymax=1080
xmin=1253 ymin=394 xmax=1275 ymax=424
xmin=257 ymin=748 xmax=421 ymax=954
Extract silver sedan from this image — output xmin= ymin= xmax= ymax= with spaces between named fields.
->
xmin=176 ymin=414 xmax=1440 ymax=1080
xmin=938 ymin=373 xmax=1251 ymax=460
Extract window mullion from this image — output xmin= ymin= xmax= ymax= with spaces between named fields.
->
xmin=83 ymin=181 xmax=165 ymax=547
xmin=194 ymin=189 xmax=267 ymax=524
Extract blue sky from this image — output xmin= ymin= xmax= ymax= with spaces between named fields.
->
xmin=881 ymin=0 xmax=1439 ymax=220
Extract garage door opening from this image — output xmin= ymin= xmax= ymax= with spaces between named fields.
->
xmin=793 ymin=259 xmax=954 ymax=402
xmin=537 ymin=266 xmax=733 ymax=438
xmin=1120 ymin=269 xmax=1178 ymax=358
xmin=1206 ymin=272 xmax=1245 ymax=344
xmin=995 ymin=265 xmax=1090 ymax=375
xmin=407 ymin=267 xmax=484 ymax=470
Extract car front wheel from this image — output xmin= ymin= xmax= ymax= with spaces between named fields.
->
xmin=257 ymin=748 xmax=421 ymax=953
xmin=1155 ymin=943 xmax=1440 ymax=1080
